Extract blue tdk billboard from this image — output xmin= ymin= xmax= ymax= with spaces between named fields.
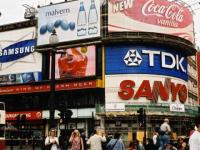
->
xmin=105 ymin=45 xmax=188 ymax=81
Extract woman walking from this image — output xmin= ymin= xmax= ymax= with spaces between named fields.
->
xmin=45 ymin=128 xmax=59 ymax=150
xmin=69 ymin=129 xmax=84 ymax=150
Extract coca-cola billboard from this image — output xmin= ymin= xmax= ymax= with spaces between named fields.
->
xmin=108 ymin=0 xmax=194 ymax=43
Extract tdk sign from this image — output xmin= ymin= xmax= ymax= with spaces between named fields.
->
xmin=105 ymin=46 xmax=188 ymax=81
xmin=124 ymin=49 xmax=186 ymax=73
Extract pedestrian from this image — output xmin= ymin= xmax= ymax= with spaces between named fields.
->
xmin=153 ymin=131 xmax=158 ymax=145
xmin=59 ymin=131 xmax=68 ymax=150
xmin=81 ymin=129 xmax=88 ymax=150
xmin=189 ymin=115 xmax=200 ymax=150
xmin=69 ymin=129 xmax=84 ymax=150
xmin=145 ymin=138 xmax=156 ymax=150
xmin=87 ymin=129 xmax=106 ymax=150
xmin=158 ymin=118 xmax=171 ymax=150
xmin=135 ymin=140 xmax=145 ymax=150
xmin=106 ymin=132 xmax=125 ymax=150
xmin=127 ymin=141 xmax=136 ymax=150
xmin=45 ymin=128 xmax=59 ymax=150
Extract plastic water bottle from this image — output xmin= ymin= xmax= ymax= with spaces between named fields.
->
xmin=88 ymin=0 xmax=98 ymax=35
xmin=77 ymin=2 xmax=87 ymax=36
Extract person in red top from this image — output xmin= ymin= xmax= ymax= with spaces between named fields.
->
xmin=69 ymin=129 xmax=84 ymax=150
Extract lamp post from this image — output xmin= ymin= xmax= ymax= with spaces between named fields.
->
xmin=49 ymin=29 xmax=59 ymax=129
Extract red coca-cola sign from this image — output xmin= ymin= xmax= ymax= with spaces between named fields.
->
xmin=108 ymin=0 xmax=194 ymax=43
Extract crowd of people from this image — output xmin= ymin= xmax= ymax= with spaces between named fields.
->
xmin=44 ymin=116 xmax=200 ymax=150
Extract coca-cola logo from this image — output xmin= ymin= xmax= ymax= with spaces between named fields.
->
xmin=109 ymin=0 xmax=192 ymax=28
xmin=142 ymin=0 xmax=184 ymax=23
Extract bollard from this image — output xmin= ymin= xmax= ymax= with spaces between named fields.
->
xmin=10 ymin=136 xmax=13 ymax=150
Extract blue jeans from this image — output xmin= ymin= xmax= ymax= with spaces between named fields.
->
xmin=158 ymin=134 xmax=170 ymax=150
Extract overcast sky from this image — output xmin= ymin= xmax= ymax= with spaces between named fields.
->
xmin=0 ymin=0 xmax=200 ymax=48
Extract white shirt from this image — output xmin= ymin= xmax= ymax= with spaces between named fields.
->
xmin=160 ymin=122 xmax=171 ymax=133
xmin=87 ymin=134 xmax=106 ymax=150
xmin=45 ymin=136 xmax=59 ymax=150
xmin=153 ymin=134 xmax=158 ymax=145
xmin=189 ymin=130 xmax=200 ymax=150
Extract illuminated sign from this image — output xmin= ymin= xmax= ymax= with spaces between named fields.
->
xmin=105 ymin=74 xmax=188 ymax=104
xmin=108 ymin=0 xmax=194 ymax=43
xmin=0 ymin=39 xmax=35 ymax=62
xmin=0 ymin=27 xmax=42 ymax=85
xmin=118 ymin=79 xmax=187 ymax=103
xmin=105 ymin=46 xmax=188 ymax=81
xmin=37 ymin=0 xmax=100 ymax=46
xmin=53 ymin=45 xmax=96 ymax=79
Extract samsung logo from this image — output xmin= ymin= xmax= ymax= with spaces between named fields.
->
xmin=0 ymin=46 xmax=34 ymax=57
xmin=0 ymin=39 xmax=36 ymax=63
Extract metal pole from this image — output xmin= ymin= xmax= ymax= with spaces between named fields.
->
xmin=49 ymin=48 xmax=56 ymax=129
xmin=143 ymin=109 xmax=146 ymax=146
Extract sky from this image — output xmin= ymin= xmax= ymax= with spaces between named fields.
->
xmin=0 ymin=0 xmax=200 ymax=48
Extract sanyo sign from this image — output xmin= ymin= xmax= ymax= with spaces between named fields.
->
xmin=105 ymin=46 xmax=188 ymax=81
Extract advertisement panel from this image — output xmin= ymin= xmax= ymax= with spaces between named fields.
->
xmin=108 ymin=0 xmax=194 ymax=43
xmin=37 ymin=0 xmax=100 ymax=46
xmin=105 ymin=74 xmax=188 ymax=105
xmin=6 ymin=111 xmax=42 ymax=120
xmin=105 ymin=45 xmax=188 ymax=81
xmin=0 ymin=27 xmax=42 ymax=85
xmin=52 ymin=45 xmax=96 ymax=79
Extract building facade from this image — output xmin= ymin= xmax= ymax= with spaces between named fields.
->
xmin=0 ymin=0 xmax=199 ymax=148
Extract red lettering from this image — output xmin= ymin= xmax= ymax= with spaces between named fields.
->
xmin=179 ymin=85 xmax=187 ymax=103
xmin=134 ymin=80 xmax=153 ymax=100
xmin=118 ymin=80 xmax=135 ymax=100
xmin=152 ymin=81 xmax=169 ymax=101
xmin=171 ymin=82 xmax=181 ymax=101
xmin=118 ymin=79 xmax=187 ymax=104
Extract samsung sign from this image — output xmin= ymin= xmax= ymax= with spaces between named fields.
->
xmin=105 ymin=46 xmax=187 ymax=81
xmin=0 ymin=39 xmax=36 ymax=63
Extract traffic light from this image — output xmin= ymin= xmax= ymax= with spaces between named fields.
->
xmin=65 ymin=109 xmax=73 ymax=120
xmin=137 ymin=108 xmax=144 ymax=127
xmin=58 ymin=111 xmax=65 ymax=123
xmin=58 ymin=103 xmax=73 ymax=124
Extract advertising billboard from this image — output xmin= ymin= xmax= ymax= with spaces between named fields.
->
xmin=108 ymin=0 xmax=194 ymax=43
xmin=105 ymin=74 xmax=188 ymax=105
xmin=37 ymin=0 xmax=100 ymax=46
xmin=52 ymin=45 xmax=96 ymax=79
xmin=105 ymin=45 xmax=188 ymax=81
xmin=0 ymin=27 xmax=42 ymax=85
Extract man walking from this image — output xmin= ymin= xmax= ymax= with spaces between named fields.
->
xmin=87 ymin=129 xmax=106 ymax=150
xmin=159 ymin=118 xmax=171 ymax=150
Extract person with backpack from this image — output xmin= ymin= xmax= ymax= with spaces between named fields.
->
xmin=106 ymin=133 xmax=125 ymax=150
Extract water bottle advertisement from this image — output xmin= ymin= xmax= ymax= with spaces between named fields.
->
xmin=0 ymin=27 xmax=42 ymax=85
xmin=37 ymin=0 xmax=100 ymax=46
